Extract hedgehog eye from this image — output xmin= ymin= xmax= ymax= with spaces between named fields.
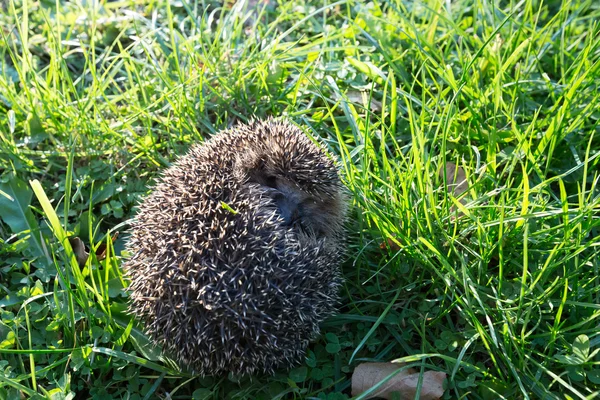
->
xmin=263 ymin=175 xmax=278 ymax=189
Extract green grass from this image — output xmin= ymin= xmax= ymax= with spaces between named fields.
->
xmin=1 ymin=0 xmax=599 ymax=398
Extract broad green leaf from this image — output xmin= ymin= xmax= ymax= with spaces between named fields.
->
xmin=71 ymin=346 xmax=92 ymax=371
xmin=310 ymin=367 xmax=324 ymax=381
xmin=107 ymin=278 xmax=125 ymax=298
xmin=305 ymin=349 xmax=317 ymax=368
xmin=325 ymin=332 xmax=339 ymax=344
xmin=192 ymin=389 xmax=212 ymax=400
xmin=588 ymin=369 xmax=600 ymax=384
xmin=555 ymin=353 xmax=585 ymax=366
xmin=0 ymin=293 xmax=21 ymax=308
xmin=325 ymin=342 xmax=341 ymax=354
xmin=573 ymin=335 xmax=590 ymax=361
xmin=0 ymin=330 xmax=15 ymax=349
xmin=0 ymin=177 xmax=45 ymax=258
xmin=289 ymin=366 xmax=308 ymax=383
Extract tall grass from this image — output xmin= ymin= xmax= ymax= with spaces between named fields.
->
xmin=1 ymin=0 xmax=599 ymax=398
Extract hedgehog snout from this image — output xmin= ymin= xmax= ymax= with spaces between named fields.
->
xmin=265 ymin=187 xmax=301 ymax=226
xmin=262 ymin=183 xmax=336 ymax=239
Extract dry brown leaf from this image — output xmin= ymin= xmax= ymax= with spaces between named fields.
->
xmin=441 ymin=161 xmax=468 ymax=198
xmin=440 ymin=162 xmax=470 ymax=220
xmin=95 ymin=232 xmax=119 ymax=261
xmin=68 ymin=237 xmax=89 ymax=268
xmin=379 ymin=235 xmax=401 ymax=252
xmin=346 ymin=90 xmax=383 ymax=112
xmin=68 ymin=232 xmax=119 ymax=268
xmin=351 ymin=362 xmax=446 ymax=400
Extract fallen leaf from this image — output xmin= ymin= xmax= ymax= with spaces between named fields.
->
xmin=441 ymin=161 xmax=468 ymax=198
xmin=379 ymin=235 xmax=401 ymax=252
xmin=345 ymin=90 xmax=383 ymax=112
xmin=440 ymin=161 xmax=470 ymax=220
xmin=68 ymin=237 xmax=89 ymax=268
xmin=68 ymin=232 xmax=119 ymax=267
xmin=351 ymin=362 xmax=446 ymax=400
xmin=95 ymin=232 xmax=119 ymax=261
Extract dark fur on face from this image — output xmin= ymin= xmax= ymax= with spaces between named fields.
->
xmin=238 ymin=125 xmax=346 ymax=242
xmin=123 ymin=118 xmax=347 ymax=376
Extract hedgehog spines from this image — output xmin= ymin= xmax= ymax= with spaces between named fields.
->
xmin=124 ymin=118 xmax=347 ymax=376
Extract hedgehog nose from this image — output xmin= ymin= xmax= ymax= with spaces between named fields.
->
xmin=265 ymin=187 xmax=301 ymax=226
xmin=285 ymin=207 xmax=301 ymax=226
xmin=275 ymin=196 xmax=300 ymax=226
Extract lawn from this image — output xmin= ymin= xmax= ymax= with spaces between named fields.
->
xmin=1 ymin=0 xmax=600 ymax=398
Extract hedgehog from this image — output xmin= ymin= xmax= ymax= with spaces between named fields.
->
xmin=123 ymin=118 xmax=348 ymax=376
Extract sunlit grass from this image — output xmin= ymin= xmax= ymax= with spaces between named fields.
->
xmin=1 ymin=0 xmax=599 ymax=398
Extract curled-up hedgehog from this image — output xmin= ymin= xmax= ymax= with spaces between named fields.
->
xmin=123 ymin=118 xmax=348 ymax=376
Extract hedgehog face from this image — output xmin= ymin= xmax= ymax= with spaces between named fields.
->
xmin=268 ymin=177 xmax=344 ymax=240
xmin=241 ymin=145 xmax=345 ymax=241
